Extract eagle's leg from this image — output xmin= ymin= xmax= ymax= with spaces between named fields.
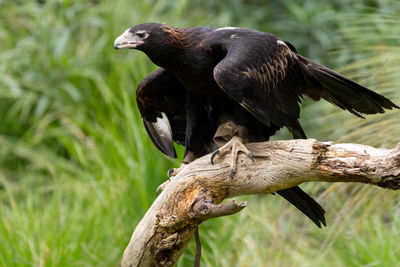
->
xmin=211 ymin=124 xmax=254 ymax=178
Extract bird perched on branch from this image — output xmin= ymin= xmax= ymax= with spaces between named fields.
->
xmin=114 ymin=23 xmax=398 ymax=228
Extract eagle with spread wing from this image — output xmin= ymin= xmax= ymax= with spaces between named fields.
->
xmin=114 ymin=23 xmax=398 ymax=228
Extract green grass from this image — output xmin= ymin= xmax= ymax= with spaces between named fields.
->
xmin=1 ymin=0 xmax=400 ymax=266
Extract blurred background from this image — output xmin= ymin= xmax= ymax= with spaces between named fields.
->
xmin=1 ymin=0 xmax=400 ymax=266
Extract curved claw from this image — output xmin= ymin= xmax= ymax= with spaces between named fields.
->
xmin=230 ymin=169 xmax=234 ymax=179
xmin=167 ymin=168 xmax=174 ymax=180
xmin=156 ymin=183 xmax=164 ymax=194
xmin=210 ymin=149 xmax=220 ymax=165
xmin=249 ymin=153 xmax=254 ymax=163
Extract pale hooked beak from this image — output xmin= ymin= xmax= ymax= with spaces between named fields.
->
xmin=114 ymin=29 xmax=143 ymax=49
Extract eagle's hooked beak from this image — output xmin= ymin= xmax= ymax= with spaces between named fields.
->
xmin=114 ymin=29 xmax=143 ymax=49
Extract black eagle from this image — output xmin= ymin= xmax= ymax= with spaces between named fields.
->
xmin=114 ymin=23 xmax=398 ymax=228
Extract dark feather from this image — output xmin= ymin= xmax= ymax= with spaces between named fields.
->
xmin=277 ymin=187 xmax=326 ymax=228
xmin=143 ymin=114 xmax=176 ymax=158
xmin=136 ymin=68 xmax=186 ymax=157
xmin=298 ymin=55 xmax=399 ymax=116
xmin=281 ymin=122 xmax=324 ymax=227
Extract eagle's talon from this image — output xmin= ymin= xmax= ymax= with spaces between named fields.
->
xmin=249 ymin=153 xmax=254 ymax=162
xmin=157 ymin=163 xmax=187 ymax=193
xmin=156 ymin=181 xmax=169 ymax=194
xmin=211 ymin=136 xmax=253 ymax=178
xmin=167 ymin=168 xmax=174 ymax=180
xmin=210 ymin=150 xmax=220 ymax=165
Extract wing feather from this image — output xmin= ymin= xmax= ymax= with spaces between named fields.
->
xmin=297 ymin=55 xmax=399 ymax=115
xmin=136 ymin=68 xmax=186 ymax=158
xmin=212 ymin=36 xmax=306 ymax=135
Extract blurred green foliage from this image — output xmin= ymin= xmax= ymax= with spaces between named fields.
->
xmin=0 ymin=0 xmax=399 ymax=266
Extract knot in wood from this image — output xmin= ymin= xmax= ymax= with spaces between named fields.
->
xmin=198 ymin=204 xmax=210 ymax=215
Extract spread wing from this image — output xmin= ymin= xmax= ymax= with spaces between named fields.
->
xmin=136 ymin=68 xmax=186 ymax=158
xmin=213 ymin=36 xmax=307 ymax=138
xmin=212 ymin=34 xmax=398 ymax=134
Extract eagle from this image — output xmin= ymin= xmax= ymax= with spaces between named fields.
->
xmin=114 ymin=23 xmax=398 ymax=228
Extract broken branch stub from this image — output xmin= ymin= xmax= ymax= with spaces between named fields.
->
xmin=191 ymin=199 xmax=247 ymax=221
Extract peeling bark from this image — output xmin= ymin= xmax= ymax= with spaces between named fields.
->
xmin=121 ymin=139 xmax=400 ymax=267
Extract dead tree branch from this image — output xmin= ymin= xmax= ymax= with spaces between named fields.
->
xmin=121 ymin=139 xmax=400 ymax=267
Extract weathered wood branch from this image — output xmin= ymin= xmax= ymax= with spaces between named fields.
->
xmin=121 ymin=139 xmax=400 ymax=267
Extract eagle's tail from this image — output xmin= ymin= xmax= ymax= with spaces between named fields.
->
xmin=276 ymin=124 xmax=326 ymax=228
xmin=277 ymin=187 xmax=326 ymax=228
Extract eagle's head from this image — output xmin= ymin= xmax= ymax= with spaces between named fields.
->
xmin=114 ymin=23 xmax=182 ymax=50
xmin=114 ymin=23 xmax=185 ymax=67
xmin=114 ymin=23 xmax=162 ymax=50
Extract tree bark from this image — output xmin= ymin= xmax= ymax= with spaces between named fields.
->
xmin=121 ymin=139 xmax=400 ymax=267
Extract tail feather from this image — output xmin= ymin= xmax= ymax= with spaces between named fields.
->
xmin=299 ymin=55 xmax=399 ymax=116
xmin=288 ymin=120 xmax=307 ymax=139
xmin=273 ymin=54 xmax=398 ymax=229
xmin=277 ymin=186 xmax=326 ymax=228
xmin=283 ymin=122 xmax=325 ymax=228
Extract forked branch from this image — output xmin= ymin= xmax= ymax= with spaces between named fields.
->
xmin=121 ymin=139 xmax=400 ymax=266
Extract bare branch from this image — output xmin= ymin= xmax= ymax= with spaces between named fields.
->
xmin=121 ymin=139 xmax=400 ymax=267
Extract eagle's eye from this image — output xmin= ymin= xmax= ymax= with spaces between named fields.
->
xmin=136 ymin=31 xmax=148 ymax=39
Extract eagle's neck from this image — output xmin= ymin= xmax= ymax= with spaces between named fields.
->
xmin=144 ymin=26 xmax=190 ymax=69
